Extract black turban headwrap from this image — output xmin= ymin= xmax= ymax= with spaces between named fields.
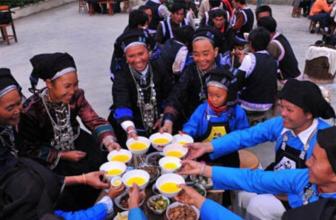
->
xmin=278 ymin=79 xmax=335 ymax=119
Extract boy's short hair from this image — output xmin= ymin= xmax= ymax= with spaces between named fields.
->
xmin=138 ymin=5 xmax=152 ymax=12
xmin=255 ymin=5 xmax=272 ymax=18
xmin=257 ymin=16 xmax=277 ymax=33
xmin=235 ymin=0 xmax=246 ymax=4
xmin=174 ymin=25 xmax=195 ymax=44
xmin=170 ymin=3 xmax=186 ymax=14
xmin=248 ymin=27 xmax=271 ymax=51
xmin=209 ymin=0 xmax=221 ymax=8
xmin=128 ymin=9 xmax=148 ymax=28
xmin=212 ymin=9 xmax=228 ymax=19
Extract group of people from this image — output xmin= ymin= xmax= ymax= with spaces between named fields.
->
xmin=2 ymin=0 xmax=336 ymax=220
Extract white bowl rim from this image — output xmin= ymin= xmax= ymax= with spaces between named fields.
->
xmin=99 ymin=161 xmax=127 ymax=174
xmin=166 ymin=202 xmax=200 ymax=220
xmin=149 ymin=132 xmax=173 ymax=142
xmin=172 ymin=133 xmax=194 ymax=144
xmin=159 ymin=156 xmax=182 ymax=170
xmin=163 ymin=143 xmax=188 ymax=157
xmin=107 ymin=149 xmax=132 ymax=162
xmin=126 ymin=136 xmax=151 ymax=154
xmin=113 ymin=210 xmax=129 ymax=220
xmin=122 ymin=169 xmax=150 ymax=187
xmin=155 ymin=173 xmax=185 ymax=195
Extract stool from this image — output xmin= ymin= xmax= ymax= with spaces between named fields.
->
xmin=0 ymin=5 xmax=17 ymax=45
xmin=309 ymin=20 xmax=319 ymax=34
xmin=246 ymin=109 xmax=273 ymax=126
xmin=89 ymin=0 xmax=114 ymax=15
xmin=239 ymin=150 xmax=260 ymax=170
xmin=0 ymin=23 xmax=15 ymax=45
xmin=78 ymin=0 xmax=88 ymax=13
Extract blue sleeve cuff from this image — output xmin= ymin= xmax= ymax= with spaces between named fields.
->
xmin=54 ymin=203 xmax=108 ymax=220
xmin=200 ymin=199 xmax=242 ymax=220
xmin=129 ymin=208 xmax=147 ymax=220
xmin=114 ymin=107 xmax=133 ymax=121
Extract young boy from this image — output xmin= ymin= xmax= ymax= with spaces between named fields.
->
xmin=235 ymin=27 xmax=277 ymax=114
xmin=182 ymin=67 xmax=249 ymax=167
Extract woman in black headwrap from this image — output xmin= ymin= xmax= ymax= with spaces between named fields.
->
xmin=17 ymin=53 xmax=120 ymax=210
xmin=108 ymin=29 xmax=173 ymax=144
xmin=0 ymin=68 xmax=117 ymax=220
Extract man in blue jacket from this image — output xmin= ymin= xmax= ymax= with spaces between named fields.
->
xmin=177 ymin=126 xmax=336 ymax=220
xmin=185 ymin=79 xmax=335 ymax=219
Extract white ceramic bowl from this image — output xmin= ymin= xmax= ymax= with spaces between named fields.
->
xmin=163 ymin=143 xmax=188 ymax=158
xmin=155 ymin=173 xmax=185 ymax=198
xmin=149 ymin=132 xmax=173 ymax=151
xmin=126 ymin=136 xmax=151 ymax=155
xmin=172 ymin=133 xmax=194 ymax=145
xmin=107 ymin=149 xmax=132 ymax=163
xmin=122 ymin=169 xmax=150 ymax=190
xmin=114 ymin=191 xmax=145 ymax=211
xmin=113 ymin=211 xmax=128 ymax=220
xmin=159 ymin=156 xmax=182 ymax=174
xmin=146 ymin=194 xmax=170 ymax=215
xmin=166 ymin=202 xmax=200 ymax=220
xmin=99 ymin=161 xmax=127 ymax=180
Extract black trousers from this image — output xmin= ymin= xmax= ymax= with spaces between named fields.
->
xmin=54 ymin=129 xmax=107 ymax=211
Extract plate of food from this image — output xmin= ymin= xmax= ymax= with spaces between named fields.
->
xmin=187 ymin=183 xmax=207 ymax=197
xmin=138 ymin=164 xmax=160 ymax=183
xmin=189 ymin=175 xmax=213 ymax=189
xmin=113 ymin=211 xmax=128 ymax=220
xmin=145 ymin=152 xmax=163 ymax=166
xmin=114 ymin=191 xmax=145 ymax=211
xmin=166 ymin=202 xmax=199 ymax=220
xmin=146 ymin=194 xmax=170 ymax=215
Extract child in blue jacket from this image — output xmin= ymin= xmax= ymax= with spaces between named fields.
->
xmin=182 ymin=67 xmax=249 ymax=167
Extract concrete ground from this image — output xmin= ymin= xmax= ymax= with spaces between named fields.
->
xmin=1 ymin=2 xmax=335 ymax=166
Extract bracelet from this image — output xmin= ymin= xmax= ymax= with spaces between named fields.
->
xmin=200 ymin=163 xmax=206 ymax=176
xmin=82 ymin=173 xmax=87 ymax=185
xmin=127 ymin=128 xmax=136 ymax=135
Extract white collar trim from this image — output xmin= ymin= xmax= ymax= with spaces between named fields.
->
xmin=281 ymin=119 xmax=318 ymax=146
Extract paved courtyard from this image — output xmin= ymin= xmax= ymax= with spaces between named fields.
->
xmin=0 ymin=2 xmax=335 ymax=166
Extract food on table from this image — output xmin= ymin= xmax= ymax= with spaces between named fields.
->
xmin=111 ymin=154 xmax=130 ymax=163
xmin=129 ymin=142 xmax=147 ymax=151
xmin=114 ymin=212 xmax=128 ymax=220
xmin=125 ymin=176 xmax=146 ymax=187
xmin=147 ymin=195 xmax=169 ymax=214
xmin=189 ymin=183 xmax=207 ymax=197
xmin=146 ymin=152 xmax=162 ymax=166
xmin=119 ymin=194 xmax=129 ymax=209
xmin=139 ymin=165 xmax=159 ymax=182
xmin=166 ymin=150 xmax=183 ymax=158
xmin=159 ymin=182 xmax=180 ymax=194
xmin=153 ymin=137 xmax=170 ymax=145
xmin=167 ymin=204 xmax=197 ymax=220
xmin=112 ymin=178 xmax=122 ymax=187
xmin=163 ymin=162 xmax=179 ymax=170
xmin=107 ymin=169 xmax=123 ymax=176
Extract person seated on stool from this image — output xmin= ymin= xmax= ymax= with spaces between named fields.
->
xmin=184 ymin=79 xmax=335 ymax=220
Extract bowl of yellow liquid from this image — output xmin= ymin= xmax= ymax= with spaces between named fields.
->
xmin=122 ymin=169 xmax=150 ymax=190
xmin=163 ymin=143 xmax=188 ymax=158
xmin=107 ymin=149 xmax=132 ymax=163
xmin=126 ymin=136 xmax=151 ymax=155
xmin=155 ymin=173 xmax=185 ymax=198
xmin=172 ymin=134 xmax=194 ymax=145
xmin=159 ymin=156 xmax=181 ymax=173
xmin=100 ymin=161 xmax=127 ymax=180
xmin=149 ymin=132 xmax=173 ymax=151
